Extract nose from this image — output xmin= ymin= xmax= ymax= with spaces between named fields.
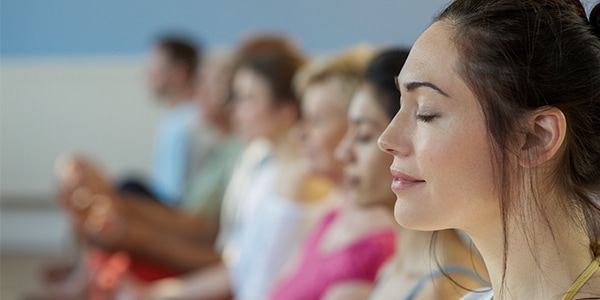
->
xmin=334 ymin=132 xmax=354 ymax=163
xmin=378 ymin=128 xmax=394 ymax=154
xmin=378 ymin=113 xmax=410 ymax=156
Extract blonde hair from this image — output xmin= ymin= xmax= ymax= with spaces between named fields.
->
xmin=294 ymin=45 xmax=375 ymax=106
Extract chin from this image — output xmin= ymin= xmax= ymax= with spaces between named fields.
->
xmin=393 ymin=199 xmax=441 ymax=231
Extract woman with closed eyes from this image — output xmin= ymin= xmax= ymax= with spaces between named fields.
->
xmin=378 ymin=1 xmax=600 ymax=299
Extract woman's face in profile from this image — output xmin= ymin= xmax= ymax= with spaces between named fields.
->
xmin=300 ymin=79 xmax=348 ymax=181
xmin=335 ymin=85 xmax=395 ymax=208
xmin=231 ymin=68 xmax=279 ymax=141
xmin=378 ymin=21 xmax=500 ymax=232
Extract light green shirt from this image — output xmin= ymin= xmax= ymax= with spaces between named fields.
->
xmin=181 ymin=136 xmax=242 ymax=219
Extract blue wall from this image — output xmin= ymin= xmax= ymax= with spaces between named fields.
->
xmin=1 ymin=0 xmax=449 ymax=58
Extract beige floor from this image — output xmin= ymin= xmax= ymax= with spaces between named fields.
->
xmin=1 ymin=254 xmax=52 ymax=300
xmin=1 ymin=201 xmax=74 ymax=299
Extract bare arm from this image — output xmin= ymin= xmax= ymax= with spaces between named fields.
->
xmin=82 ymin=195 xmax=221 ymax=271
xmin=121 ymin=219 xmax=221 ymax=272
xmin=119 ymin=195 xmax=220 ymax=244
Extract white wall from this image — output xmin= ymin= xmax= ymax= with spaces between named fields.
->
xmin=0 ymin=58 xmax=164 ymax=201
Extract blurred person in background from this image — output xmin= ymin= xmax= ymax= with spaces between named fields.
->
xmin=126 ymin=35 xmax=214 ymax=205
xmin=24 ymin=48 xmax=239 ymax=300
xmin=121 ymin=34 xmax=331 ymax=300
xmin=88 ymin=51 xmax=241 ymax=280
xmin=268 ymin=45 xmax=399 ymax=300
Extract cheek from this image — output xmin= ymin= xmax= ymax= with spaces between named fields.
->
xmin=319 ymin=127 xmax=346 ymax=165
xmin=233 ymin=104 xmax=262 ymax=136
xmin=148 ymin=72 xmax=165 ymax=89
xmin=419 ymin=125 xmax=497 ymax=219
xmin=239 ymin=104 xmax=267 ymax=124
xmin=321 ymin=130 xmax=342 ymax=155
xmin=311 ymin=132 xmax=337 ymax=162
xmin=322 ymin=123 xmax=347 ymax=152
xmin=309 ymin=126 xmax=340 ymax=154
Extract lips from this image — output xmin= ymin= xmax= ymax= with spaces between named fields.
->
xmin=390 ymin=169 xmax=425 ymax=192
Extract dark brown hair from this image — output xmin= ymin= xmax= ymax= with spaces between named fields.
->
xmin=157 ymin=35 xmax=200 ymax=81
xmin=234 ymin=35 xmax=305 ymax=106
xmin=364 ymin=48 xmax=410 ymax=119
xmin=435 ymin=0 xmax=600 ymax=295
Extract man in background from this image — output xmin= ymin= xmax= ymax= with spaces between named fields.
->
xmin=122 ymin=36 xmax=214 ymax=205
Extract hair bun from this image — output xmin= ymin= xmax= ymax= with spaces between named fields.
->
xmin=591 ymin=3 xmax=600 ymax=36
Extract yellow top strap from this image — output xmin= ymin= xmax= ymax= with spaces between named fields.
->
xmin=562 ymin=241 xmax=600 ymax=300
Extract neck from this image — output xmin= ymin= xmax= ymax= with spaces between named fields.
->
xmin=396 ymin=229 xmax=435 ymax=272
xmin=467 ymin=201 xmax=593 ymax=299
xmin=269 ymin=125 xmax=297 ymax=163
xmin=212 ymin=115 xmax=233 ymax=136
xmin=395 ymin=229 xmax=476 ymax=275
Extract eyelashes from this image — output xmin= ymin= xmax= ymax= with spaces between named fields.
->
xmin=416 ymin=113 xmax=439 ymax=122
xmin=398 ymin=95 xmax=440 ymax=123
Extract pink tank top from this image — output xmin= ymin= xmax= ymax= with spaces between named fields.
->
xmin=270 ymin=210 xmax=396 ymax=300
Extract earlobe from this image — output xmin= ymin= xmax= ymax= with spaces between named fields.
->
xmin=518 ymin=106 xmax=567 ymax=168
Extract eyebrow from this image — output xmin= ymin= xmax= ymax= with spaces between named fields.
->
xmin=400 ymin=80 xmax=451 ymax=98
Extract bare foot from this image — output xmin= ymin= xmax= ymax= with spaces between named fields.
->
xmin=55 ymin=154 xmax=119 ymax=238
xmin=55 ymin=154 xmax=113 ymax=199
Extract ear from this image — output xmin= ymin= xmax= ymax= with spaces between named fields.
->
xmin=518 ymin=106 xmax=567 ymax=168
